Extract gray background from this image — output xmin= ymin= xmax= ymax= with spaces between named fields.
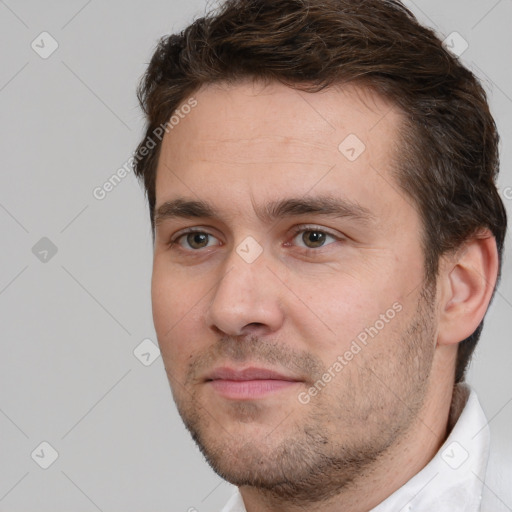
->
xmin=0 ymin=1 xmax=511 ymax=511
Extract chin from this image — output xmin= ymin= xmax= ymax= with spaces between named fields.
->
xmin=181 ymin=407 xmax=382 ymax=504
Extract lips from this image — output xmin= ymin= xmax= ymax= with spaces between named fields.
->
xmin=205 ymin=366 xmax=302 ymax=400
xmin=206 ymin=367 xmax=299 ymax=382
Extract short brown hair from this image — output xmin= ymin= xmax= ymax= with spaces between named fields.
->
xmin=134 ymin=0 xmax=507 ymax=383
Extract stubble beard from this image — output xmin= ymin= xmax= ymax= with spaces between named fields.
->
xmin=169 ymin=284 xmax=437 ymax=505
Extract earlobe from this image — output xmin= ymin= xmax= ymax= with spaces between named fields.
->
xmin=437 ymin=231 xmax=499 ymax=346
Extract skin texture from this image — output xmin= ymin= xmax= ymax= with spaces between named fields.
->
xmin=150 ymin=80 xmax=498 ymax=512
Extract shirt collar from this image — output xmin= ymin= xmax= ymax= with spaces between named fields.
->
xmin=370 ymin=384 xmax=490 ymax=511
xmin=221 ymin=384 xmax=490 ymax=512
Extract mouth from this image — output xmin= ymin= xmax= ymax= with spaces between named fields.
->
xmin=205 ymin=367 xmax=302 ymax=400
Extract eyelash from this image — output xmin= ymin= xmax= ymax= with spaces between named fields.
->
xmin=168 ymin=225 xmax=343 ymax=252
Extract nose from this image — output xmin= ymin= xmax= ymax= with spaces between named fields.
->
xmin=204 ymin=247 xmax=285 ymax=338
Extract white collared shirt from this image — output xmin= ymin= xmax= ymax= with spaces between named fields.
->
xmin=220 ymin=386 xmax=512 ymax=511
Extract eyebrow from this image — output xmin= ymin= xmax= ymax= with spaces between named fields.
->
xmin=154 ymin=195 xmax=376 ymax=228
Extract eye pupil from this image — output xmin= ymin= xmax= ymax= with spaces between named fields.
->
xmin=187 ymin=233 xmax=209 ymax=249
xmin=302 ymin=231 xmax=326 ymax=248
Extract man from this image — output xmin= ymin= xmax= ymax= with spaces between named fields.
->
xmin=133 ymin=0 xmax=509 ymax=510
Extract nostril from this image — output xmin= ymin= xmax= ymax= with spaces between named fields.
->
xmin=240 ymin=322 xmax=268 ymax=336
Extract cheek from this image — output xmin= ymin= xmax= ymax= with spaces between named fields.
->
xmin=151 ymin=268 xmax=174 ymax=336
xmin=291 ymin=274 xmax=376 ymax=336
xmin=151 ymin=255 xmax=205 ymax=323
xmin=289 ymin=270 xmax=406 ymax=361
xmin=151 ymin=264 xmax=205 ymax=366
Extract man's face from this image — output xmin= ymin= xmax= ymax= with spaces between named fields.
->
xmin=151 ymin=80 xmax=438 ymax=500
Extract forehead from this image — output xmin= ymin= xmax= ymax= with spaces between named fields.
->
xmin=162 ymin=79 xmax=401 ymax=156
xmin=155 ymin=79 xmax=410 ymax=227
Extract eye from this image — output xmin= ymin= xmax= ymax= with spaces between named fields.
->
xmin=291 ymin=227 xmax=339 ymax=249
xmin=171 ymin=230 xmax=221 ymax=250
xmin=169 ymin=226 xmax=341 ymax=252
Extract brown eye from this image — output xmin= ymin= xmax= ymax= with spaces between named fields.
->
xmin=170 ymin=229 xmax=222 ymax=251
xmin=302 ymin=230 xmax=328 ymax=248
xmin=290 ymin=227 xmax=339 ymax=250
xmin=185 ymin=232 xmax=210 ymax=249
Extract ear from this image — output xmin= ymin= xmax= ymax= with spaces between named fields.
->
xmin=437 ymin=230 xmax=499 ymax=346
